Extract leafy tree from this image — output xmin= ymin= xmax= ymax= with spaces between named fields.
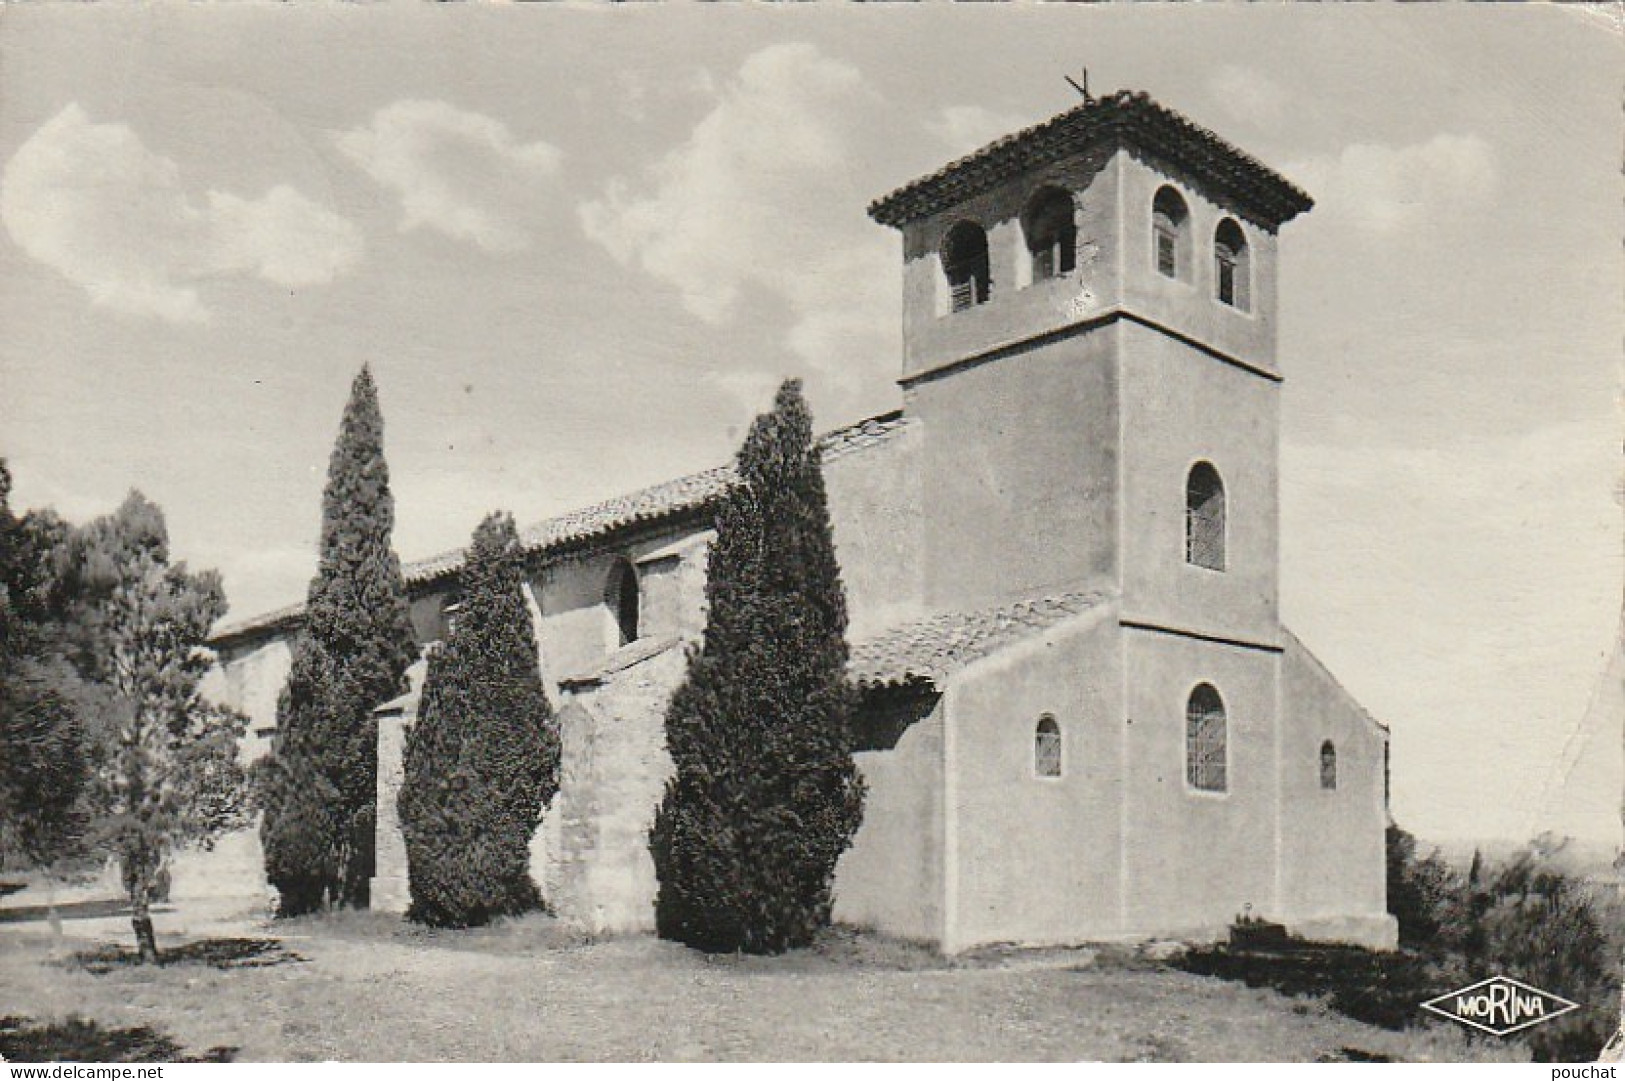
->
xmin=260 ymin=366 xmax=417 ymax=914
xmin=1447 ymin=848 xmax=1620 ymax=1062
xmin=649 ymin=379 xmax=865 ymax=953
xmin=1389 ymin=826 xmax=1622 ymax=1061
xmin=398 ymin=512 xmax=558 ymax=928
xmin=1385 ymin=822 xmax=1458 ymax=950
xmin=0 ymin=461 xmax=86 ymax=872
xmin=63 ymin=492 xmax=247 ymax=962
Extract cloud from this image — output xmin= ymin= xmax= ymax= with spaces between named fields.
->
xmin=336 ymin=100 xmax=562 ymax=253
xmin=1207 ymin=67 xmax=1288 ymax=128
xmin=705 ymin=368 xmax=784 ymax=418
xmin=579 ymin=42 xmax=895 ymax=387
xmin=1289 ymin=134 xmax=1497 ymax=235
xmin=928 ymin=105 xmax=1029 ymax=156
xmin=0 ymin=104 xmax=361 ymax=322
xmin=609 ymin=66 xmax=719 ymax=125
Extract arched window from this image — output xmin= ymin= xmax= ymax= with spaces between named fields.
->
xmin=1185 ymin=461 xmax=1226 ymax=571
xmin=1320 ymin=741 xmax=1338 ymax=790
xmin=1034 ymin=715 xmax=1063 ymax=778
xmin=1186 ymin=684 xmax=1227 ymax=792
xmin=1022 ymin=187 xmax=1076 ymax=282
xmin=942 ymin=221 xmax=991 ymax=312
xmin=1152 ymin=186 xmax=1190 ymax=281
xmin=606 ymin=558 xmax=639 ymax=646
xmin=1214 ymin=218 xmax=1251 ymax=310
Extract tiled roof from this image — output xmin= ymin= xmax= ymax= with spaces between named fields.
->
xmin=558 ymin=635 xmax=682 ymax=690
xmin=211 ymin=411 xmax=911 ymax=647
xmin=397 ymin=464 xmax=736 ymax=588
xmin=848 ymin=590 xmax=1107 ymax=690
xmin=869 ymin=90 xmax=1313 ymax=231
xmin=216 ymin=601 xmax=304 ymax=643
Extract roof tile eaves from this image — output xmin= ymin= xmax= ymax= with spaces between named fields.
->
xmin=211 ymin=412 xmax=912 ymax=644
xmin=849 ymin=590 xmax=1105 ymax=688
xmin=870 ymin=92 xmax=1310 ymax=230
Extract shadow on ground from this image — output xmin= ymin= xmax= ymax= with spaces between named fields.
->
xmin=0 ymin=1016 xmax=237 ymax=1063
xmin=1175 ymin=942 xmax=1438 ymax=1031
xmin=64 ymin=937 xmax=305 ymax=976
xmin=0 ymin=898 xmax=177 ymax=924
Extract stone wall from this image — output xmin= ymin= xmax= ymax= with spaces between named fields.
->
xmin=370 ymin=662 xmax=425 ymax=915
xmin=546 ymin=640 xmax=685 ymax=934
xmin=370 ymin=710 xmax=413 ymax=914
xmin=214 ymin=635 xmax=294 ymax=763
xmin=168 ymin=828 xmax=268 ymax=907
xmin=171 ymin=634 xmax=293 ymax=902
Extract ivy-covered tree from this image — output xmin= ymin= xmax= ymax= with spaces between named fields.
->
xmin=398 ymin=512 xmax=558 ymax=928
xmin=0 ymin=460 xmax=86 ymax=873
xmin=63 ymin=492 xmax=247 ymax=962
xmin=649 ymin=379 xmax=865 ymax=954
xmin=260 ymin=366 xmax=417 ymax=914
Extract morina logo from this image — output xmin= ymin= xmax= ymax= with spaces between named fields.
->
xmin=1421 ymin=976 xmax=1581 ymax=1036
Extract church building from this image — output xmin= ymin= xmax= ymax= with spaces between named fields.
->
xmin=204 ymin=89 xmax=1397 ymax=952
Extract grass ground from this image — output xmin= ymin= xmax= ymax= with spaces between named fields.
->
xmin=0 ymin=908 xmax=1526 ymax=1063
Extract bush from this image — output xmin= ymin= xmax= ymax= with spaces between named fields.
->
xmin=1386 ymin=823 xmax=1458 ymax=950
xmin=255 ymin=749 xmax=342 ymax=916
xmin=399 ymin=512 xmax=558 ymax=928
xmin=1386 ymin=824 xmax=1621 ymax=1061
xmin=1465 ymin=854 xmax=1621 ymax=1062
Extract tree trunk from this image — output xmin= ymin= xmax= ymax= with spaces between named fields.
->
xmin=130 ymin=880 xmax=159 ymax=964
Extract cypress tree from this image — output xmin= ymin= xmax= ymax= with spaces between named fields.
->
xmin=398 ymin=512 xmax=558 ymax=928
xmin=649 ymin=379 xmax=865 ymax=953
xmin=260 ymin=366 xmax=417 ymax=914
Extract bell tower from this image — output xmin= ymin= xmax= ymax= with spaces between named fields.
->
xmin=868 ymin=88 xmax=1312 ymax=645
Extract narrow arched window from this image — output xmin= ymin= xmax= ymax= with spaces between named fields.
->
xmin=1185 ymin=462 xmax=1226 ymax=571
xmin=1022 ymin=187 xmax=1076 ymax=283
xmin=1152 ymin=186 xmax=1190 ymax=281
xmin=942 ymin=220 xmax=991 ymax=311
xmin=606 ymin=558 xmax=639 ymax=646
xmin=1214 ymin=218 xmax=1251 ymax=311
xmin=1320 ymin=741 xmax=1338 ymax=790
xmin=1186 ymin=684 xmax=1227 ymax=792
xmin=1034 ymin=715 xmax=1062 ymax=778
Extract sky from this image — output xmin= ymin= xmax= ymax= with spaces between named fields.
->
xmin=1 ymin=4 xmax=1619 ymax=849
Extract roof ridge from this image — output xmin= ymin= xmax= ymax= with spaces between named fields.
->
xmin=210 ymin=408 xmax=913 ymax=645
xmin=869 ymin=89 xmax=1311 ymax=230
